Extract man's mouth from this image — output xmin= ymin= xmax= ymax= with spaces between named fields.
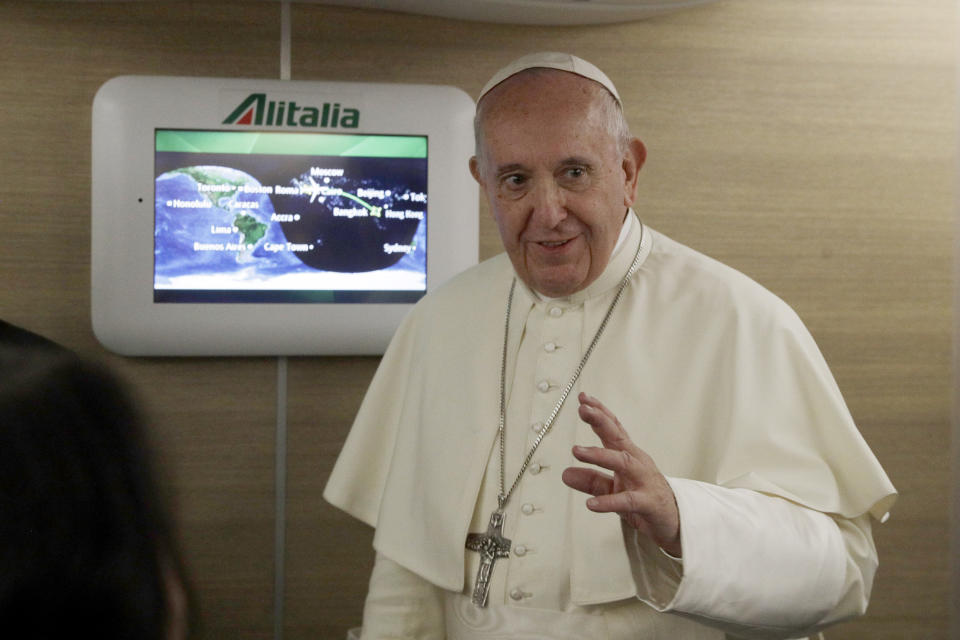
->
xmin=539 ymin=239 xmax=571 ymax=248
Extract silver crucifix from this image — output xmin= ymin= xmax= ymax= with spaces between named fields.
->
xmin=465 ymin=510 xmax=512 ymax=607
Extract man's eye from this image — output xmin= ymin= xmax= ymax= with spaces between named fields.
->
xmin=558 ymin=166 xmax=590 ymax=188
xmin=502 ymin=174 xmax=526 ymax=189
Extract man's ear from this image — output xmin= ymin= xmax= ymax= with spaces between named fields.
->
xmin=622 ymin=138 xmax=646 ymax=207
xmin=469 ymin=156 xmax=484 ymax=186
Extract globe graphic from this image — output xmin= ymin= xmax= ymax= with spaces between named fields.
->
xmin=154 ymin=166 xmax=302 ymax=283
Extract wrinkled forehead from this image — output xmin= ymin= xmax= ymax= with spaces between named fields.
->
xmin=475 ymin=73 xmax=622 ymax=167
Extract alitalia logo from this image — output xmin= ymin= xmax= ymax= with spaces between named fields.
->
xmin=223 ymin=93 xmax=359 ymax=128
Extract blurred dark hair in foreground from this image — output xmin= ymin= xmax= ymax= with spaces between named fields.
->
xmin=0 ymin=320 xmax=194 ymax=639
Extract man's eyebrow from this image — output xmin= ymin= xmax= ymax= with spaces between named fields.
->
xmin=559 ymin=156 xmax=594 ymax=168
xmin=495 ymin=163 xmax=527 ymax=176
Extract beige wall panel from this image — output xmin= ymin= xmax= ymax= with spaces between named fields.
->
xmin=285 ymin=356 xmax=379 ymax=638
xmin=288 ymin=2 xmax=954 ymax=639
xmin=0 ymin=3 xmax=283 ymax=638
xmin=125 ymin=357 xmax=280 ymax=639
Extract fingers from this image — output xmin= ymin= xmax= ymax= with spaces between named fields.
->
xmin=578 ymin=392 xmax=633 ymax=452
xmin=583 ymin=488 xmax=645 ymax=515
xmin=571 ymin=443 xmax=634 ymax=476
xmin=584 ymin=485 xmax=682 ymax=555
xmin=570 ymin=392 xmax=682 ymax=554
xmin=577 ymin=393 xmax=657 ymax=471
xmin=561 ymin=466 xmax=614 ymax=497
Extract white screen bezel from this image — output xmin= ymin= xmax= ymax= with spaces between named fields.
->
xmin=92 ymin=76 xmax=477 ymax=356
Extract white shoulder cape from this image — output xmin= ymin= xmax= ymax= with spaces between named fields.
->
xmin=323 ymin=223 xmax=896 ymax=601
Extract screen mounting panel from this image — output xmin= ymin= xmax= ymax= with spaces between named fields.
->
xmin=92 ymin=76 xmax=477 ymax=356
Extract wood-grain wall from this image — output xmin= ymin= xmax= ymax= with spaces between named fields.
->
xmin=0 ymin=1 xmax=953 ymax=638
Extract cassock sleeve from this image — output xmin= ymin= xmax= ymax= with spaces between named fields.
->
xmin=627 ymin=478 xmax=878 ymax=639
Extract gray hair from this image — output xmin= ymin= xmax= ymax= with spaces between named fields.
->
xmin=473 ymin=68 xmax=632 ymax=174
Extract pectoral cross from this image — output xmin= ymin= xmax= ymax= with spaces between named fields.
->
xmin=465 ymin=510 xmax=511 ymax=607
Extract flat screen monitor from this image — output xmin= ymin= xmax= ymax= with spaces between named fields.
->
xmin=153 ymin=129 xmax=428 ymax=304
xmin=92 ymin=76 xmax=477 ymax=355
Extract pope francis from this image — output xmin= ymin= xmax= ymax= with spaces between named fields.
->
xmin=324 ymin=52 xmax=897 ymax=640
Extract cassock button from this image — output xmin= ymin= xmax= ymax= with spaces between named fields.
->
xmin=529 ymin=462 xmax=542 ymax=474
xmin=531 ymin=421 xmax=544 ymax=433
xmin=537 ymin=380 xmax=550 ymax=393
xmin=521 ymin=503 xmax=535 ymax=515
xmin=509 ymin=588 xmax=525 ymax=601
xmin=549 ymin=306 xmax=563 ymax=318
xmin=543 ymin=342 xmax=557 ymax=353
xmin=514 ymin=544 xmax=528 ymax=557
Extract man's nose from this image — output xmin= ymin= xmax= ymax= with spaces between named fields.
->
xmin=529 ymin=179 xmax=567 ymax=228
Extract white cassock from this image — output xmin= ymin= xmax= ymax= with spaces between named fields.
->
xmin=324 ymin=212 xmax=897 ymax=639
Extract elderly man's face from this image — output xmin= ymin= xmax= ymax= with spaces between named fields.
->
xmin=470 ymin=71 xmax=644 ymax=297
